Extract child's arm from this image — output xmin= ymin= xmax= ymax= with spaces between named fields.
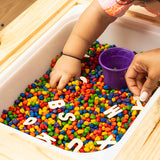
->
xmin=50 ymin=0 xmax=116 ymax=90
xmin=125 ymin=48 xmax=160 ymax=102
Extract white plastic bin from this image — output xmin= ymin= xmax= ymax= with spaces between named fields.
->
xmin=0 ymin=5 xmax=160 ymax=160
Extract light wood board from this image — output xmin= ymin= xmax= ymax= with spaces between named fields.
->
xmin=0 ymin=0 xmax=36 ymax=31
xmin=0 ymin=0 xmax=81 ymax=72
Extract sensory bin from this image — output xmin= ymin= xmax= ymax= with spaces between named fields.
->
xmin=0 ymin=41 xmax=145 ymax=153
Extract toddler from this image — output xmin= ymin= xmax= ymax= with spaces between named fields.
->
xmin=50 ymin=0 xmax=160 ymax=102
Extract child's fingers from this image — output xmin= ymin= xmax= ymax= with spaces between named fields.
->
xmin=58 ymin=75 xmax=72 ymax=90
xmin=50 ymin=73 xmax=61 ymax=88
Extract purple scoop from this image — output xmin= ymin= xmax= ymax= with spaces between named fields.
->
xmin=99 ymin=47 xmax=135 ymax=89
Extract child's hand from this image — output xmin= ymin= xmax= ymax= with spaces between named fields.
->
xmin=49 ymin=0 xmax=116 ymax=90
xmin=50 ymin=55 xmax=81 ymax=90
xmin=125 ymin=48 xmax=160 ymax=102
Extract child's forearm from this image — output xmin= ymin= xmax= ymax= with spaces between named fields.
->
xmin=63 ymin=0 xmax=116 ymax=59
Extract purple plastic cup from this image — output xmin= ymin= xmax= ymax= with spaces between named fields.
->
xmin=99 ymin=47 xmax=135 ymax=89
